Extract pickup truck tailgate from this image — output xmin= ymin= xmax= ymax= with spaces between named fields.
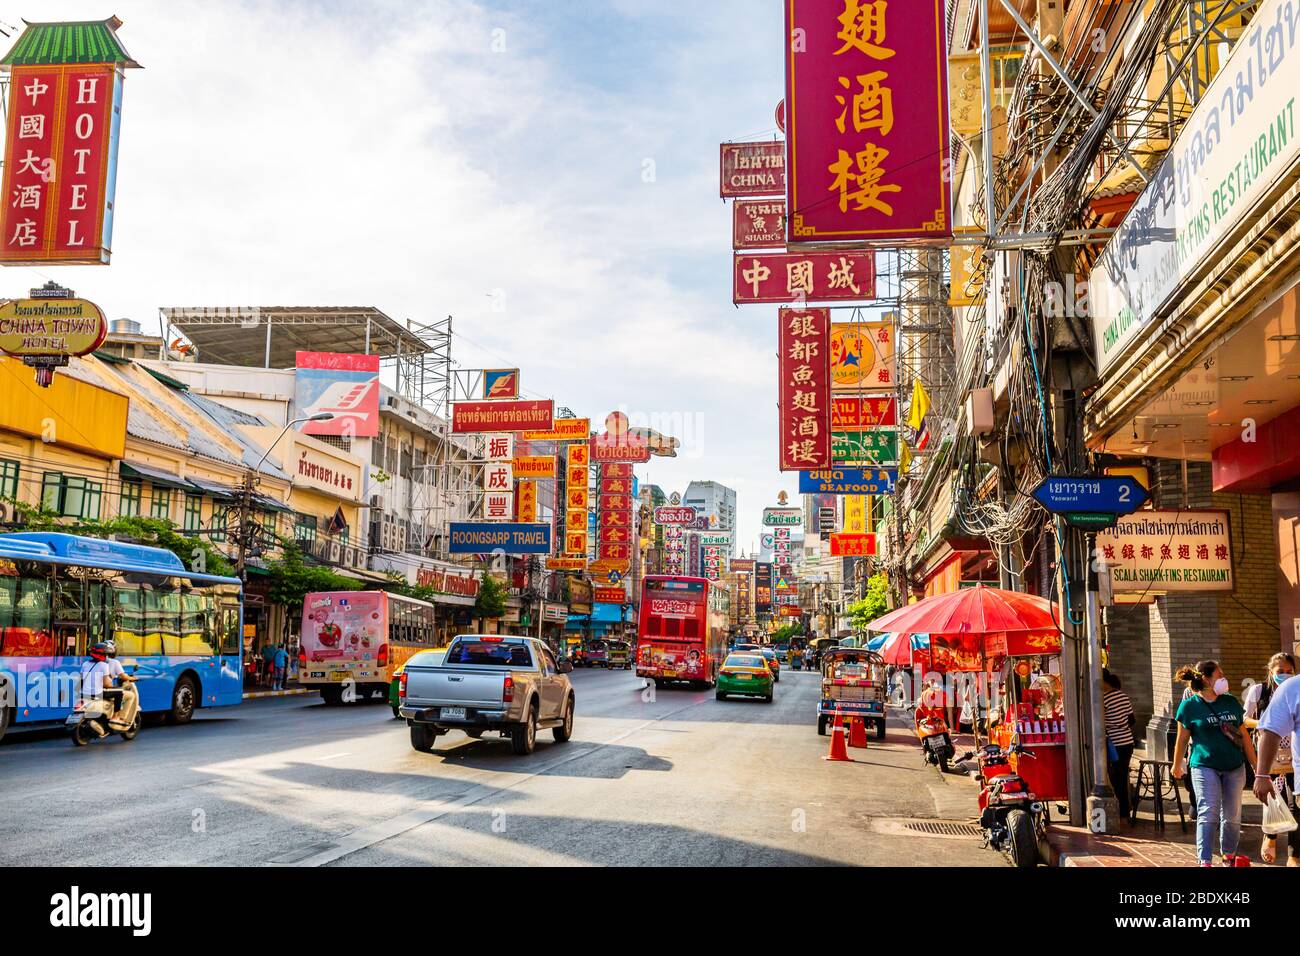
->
xmin=404 ymin=664 xmax=506 ymax=709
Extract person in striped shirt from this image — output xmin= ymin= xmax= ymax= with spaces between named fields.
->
xmin=1104 ymin=669 xmax=1136 ymax=824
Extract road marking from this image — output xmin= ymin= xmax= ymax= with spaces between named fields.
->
xmin=316 ymin=752 xmax=352 ymax=761
xmin=276 ymin=695 xmax=712 ymax=867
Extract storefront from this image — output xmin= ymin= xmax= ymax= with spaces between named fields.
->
xmin=1084 ymin=4 xmax=1300 ymax=746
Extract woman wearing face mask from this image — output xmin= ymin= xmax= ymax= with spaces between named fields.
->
xmin=1244 ymin=652 xmax=1297 ymax=866
xmin=1171 ymin=660 xmax=1257 ymax=867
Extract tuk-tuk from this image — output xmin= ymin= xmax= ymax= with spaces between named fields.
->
xmin=606 ymin=640 xmax=632 ymax=669
xmin=817 ymin=647 xmax=888 ymax=739
xmin=585 ymin=639 xmax=609 ymax=667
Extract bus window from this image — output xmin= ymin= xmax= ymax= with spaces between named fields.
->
xmin=179 ymin=590 xmax=216 ymax=656
xmin=114 ymin=585 xmax=160 ymax=656
xmin=0 ymin=574 xmax=54 ymax=656
xmin=219 ymin=604 xmax=241 ymax=656
xmin=54 ymin=577 xmax=88 ymax=655
xmin=683 ymin=618 xmax=700 ymax=639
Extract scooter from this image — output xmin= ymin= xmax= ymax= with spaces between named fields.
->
xmin=67 ymin=676 xmax=142 ymax=747
xmin=914 ymin=706 xmax=955 ymax=772
xmin=974 ymin=742 xmax=1046 ymax=868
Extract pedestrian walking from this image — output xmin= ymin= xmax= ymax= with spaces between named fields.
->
xmin=1102 ymin=669 xmax=1136 ymax=824
xmin=1247 ymin=652 xmax=1298 ymax=866
xmin=1171 ymin=660 xmax=1257 ymax=867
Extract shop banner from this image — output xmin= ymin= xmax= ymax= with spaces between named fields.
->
xmin=779 ymin=307 xmax=833 ymax=471
xmin=830 ymin=532 xmax=876 ymax=556
xmin=736 ymin=251 xmax=876 ymax=304
xmin=831 ymin=321 xmax=895 ymax=391
xmin=516 ymin=480 xmax=538 ymax=523
xmin=449 ymin=523 xmax=552 ymax=555
xmin=763 ymin=507 xmax=804 ymax=526
xmin=547 ymin=557 xmax=586 ymax=571
xmin=1089 ymin=0 xmax=1300 ymax=373
xmin=843 ymin=494 xmax=867 ymax=534
xmin=832 ymin=394 xmax=896 ymax=429
xmin=1097 ymin=509 xmax=1235 ymax=592
xmin=720 ymin=141 xmax=786 ymax=198
xmin=985 ymin=631 xmax=1063 ymax=659
xmin=295 ymin=352 xmax=381 ymax=438
xmin=594 ymin=587 xmax=627 ymax=605
xmin=483 ymin=368 xmax=520 ymax=400
xmin=833 ymin=428 xmax=898 ymax=465
xmin=655 ymin=506 xmax=697 ymax=525
xmin=485 ymin=434 xmax=514 ymax=461
xmin=0 ymin=64 xmax=126 ymax=265
xmin=799 ymin=468 xmax=897 ymax=495
xmin=734 ymin=198 xmax=787 ymax=249
xmin=756 ymin=562 xmax=775 ymax=610
xmin=784 ymin=0 xmax=952 ymax=243
xmin=512 ymin=455 xmax=556 ymax=479
xmin=524 ymin=417 xmax=590 ymax=442
xmin=452 ymin=399 xmax=554 ymax=434
xmin=731 ymin=559 xmax=756 ymax=573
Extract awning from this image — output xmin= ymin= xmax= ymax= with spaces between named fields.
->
xmin=186 ymin=477 xmax=241 ymax=501
xmin=120 ymin=462 xmax=197 ymax=492
xmin=333 ymin=567 xmax=396 ymax=584
xmin=253 ymin=493 xmax=293 ymax=514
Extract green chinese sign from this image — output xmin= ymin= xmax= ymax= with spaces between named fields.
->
xmin=832 ymin=430 xmax=898 ymax=466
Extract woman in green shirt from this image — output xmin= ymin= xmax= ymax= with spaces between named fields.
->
xmin=1171 ymin=660 xmax=1257 ymax=866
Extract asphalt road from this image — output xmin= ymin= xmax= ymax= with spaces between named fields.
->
xmin=0 ymin=667 xmax=1006 ymax=867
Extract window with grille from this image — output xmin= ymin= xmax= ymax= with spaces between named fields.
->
xmin=41 ymin=473 xmax=103 ymax=519
xmin=119 ymin=478 xmax=142 ymax=517
xmin=0 ymin=459 xmax=18 ymax=500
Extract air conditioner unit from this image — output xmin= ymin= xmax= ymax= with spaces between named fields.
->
xmin=369 ymin=495 xmax=384 ymax=509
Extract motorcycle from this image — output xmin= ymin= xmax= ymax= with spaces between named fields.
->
xmin=914 ymin=706 xmax=955 ymax=772
xmin=67 ymin=673 xmax=142 ymax=746
xmin=973 ymin=742 xmax=1047 ymax=868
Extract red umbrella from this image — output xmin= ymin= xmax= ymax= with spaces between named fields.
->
xmin=865 ymin=585 xmax=1058 ymax=636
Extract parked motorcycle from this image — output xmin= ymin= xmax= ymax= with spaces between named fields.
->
xmin=973 ymin=742 xmax=1046 ymax=868
xmin=67 ymin=672 xmax=142 ymax=746
xmin=914 ymin=706 xmax=955 ymax=772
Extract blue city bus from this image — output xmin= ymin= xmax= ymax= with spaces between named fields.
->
xmin=0 ymin=532 xmax=243 ymax=740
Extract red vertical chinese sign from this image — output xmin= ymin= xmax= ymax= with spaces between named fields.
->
xmin=785 ymin=0 xmax=951 ymax=243
xmin=0 ymin=63 xmax=126 ymax=265
xmin=778 ymin=307 xmax=832 ymax=471
xmin=598 ymin=463 xmax=635 ymax=565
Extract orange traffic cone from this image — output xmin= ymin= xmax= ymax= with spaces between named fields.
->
xmin=848 ymin=716 xmax=869 ymax=749
xmin=824 ymin=715 xmax=852 ymax=762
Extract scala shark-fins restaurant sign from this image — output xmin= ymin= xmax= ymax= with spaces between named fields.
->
xmin=784 ymin=0 xmax=951 ymax=243
xmin=0 ymin=18 xmax=141 ymax=266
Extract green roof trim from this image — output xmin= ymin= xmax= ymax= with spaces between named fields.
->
xmin=141 ymin=365 xmax=189 ymax=391
xmin=1 ymin=18 xmax=141 ymax=68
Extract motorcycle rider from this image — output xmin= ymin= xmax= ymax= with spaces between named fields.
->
xmin=79 ymin=641 xmax=136 ymax=717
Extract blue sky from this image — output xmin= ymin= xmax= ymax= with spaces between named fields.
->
xmin=17 ymin=0 xmax=792 ymax=550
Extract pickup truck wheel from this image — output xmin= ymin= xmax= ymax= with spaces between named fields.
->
xmin=552 ymin=695 xmax=574 ymax=743
xmin=409 ymin=724 xmax=440 ymax=753
xmin=511 ymin=702 xmax=537 ymax=755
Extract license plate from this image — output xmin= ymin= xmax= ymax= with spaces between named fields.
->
xmin=440 ymin=707 xmax=467 ymax=720
xmin=330 ymin=672 xmax=350 ymax=682
xmin=663 ymin=670 xmax=677 ymax=677
xmin=735 ymin=674 xmax=752 ymax=680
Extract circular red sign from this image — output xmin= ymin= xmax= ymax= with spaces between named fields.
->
xmin=776 ymin=100 xmax=786 ymax=133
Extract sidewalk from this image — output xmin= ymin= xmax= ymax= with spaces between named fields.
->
xmin=242 ymin=686 xmax=318 ymax=700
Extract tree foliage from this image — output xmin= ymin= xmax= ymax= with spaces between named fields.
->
xmin=771 ymin=622 xmax=803 ymax=643
xmin=474 ymin=573 xmax=508 ymax=627
xmin=266 ymin=537 xmax=362 ymax=610
xmin=847 ymin=571 xmax=893 ymax=634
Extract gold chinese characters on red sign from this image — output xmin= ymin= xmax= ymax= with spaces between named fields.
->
xmin=778 ymin=307 xmax=832 ymax=471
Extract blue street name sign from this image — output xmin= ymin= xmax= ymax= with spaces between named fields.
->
xmin=1031 ymin=476 xmax=1149 ymax=515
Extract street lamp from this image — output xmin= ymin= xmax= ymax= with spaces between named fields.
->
xmin=235 ymin=412 xmax=335 ymax=582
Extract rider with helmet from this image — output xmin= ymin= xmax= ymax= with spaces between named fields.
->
xmin=79 ymin=641 xmax=135 ymax=709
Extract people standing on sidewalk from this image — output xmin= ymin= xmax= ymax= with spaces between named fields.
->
xmin=271 ymin=644 xmax=288 ymax=691
xmin=1171 ymin=660 xmax=1257 ymax=867
xmin=1103 ymin=669 xmax=1136 ymax=825
xmin=1251 ymin=653 xmax=1300 ymax=867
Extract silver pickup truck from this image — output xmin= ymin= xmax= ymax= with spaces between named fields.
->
xmin=399 ymin=635 xmax=575 ymax=755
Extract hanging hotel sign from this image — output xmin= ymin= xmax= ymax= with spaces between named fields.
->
xmin=733 ymin=199 xmax=787 ymax=250
xmin=779 ymin=307 xmax=832 ymax=471
xmin=735 ymin=251 xmax=876 ymax=304
xmin=452 ymin=400 xmax=554 ymax=434
xmin=784 ymin=0 xmax=952 ymax=243
xmin=0 ymin=295 xmax=106 ymax=358
xmin=720 ymin=141 xmax=786 ymax=198
xmin=831 ymin=320 xmax=895 ymax=391
xmin=0 ymin=55 xmax=135 ymax=265
xmin=1089 ymin=0 xmax=1300 ymax=373
xmin=1096 ymin=509 xmax=1235 ymax=593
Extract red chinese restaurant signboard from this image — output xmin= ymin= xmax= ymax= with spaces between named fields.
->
xmin=778 ymin=307 xmax=832 ymax=471
xmin=733 ymin=199 xmax=787 ymax=250
xmin=784 ymin=0 xmax=952 ymax=243
xmin=719 ymin=141 xmax=786 ymax=198
xmin=831 ymin=394 xmax=896 ymax=429
xmin=829 ymin=532 xmax=876 ymax=557
xmin=598 ymin=462 xmax=636 ymax=563
xmin=734 ymin=250 xmax=875 ymax=304
xmin=452 ymin=399 xmax=554 ymax=434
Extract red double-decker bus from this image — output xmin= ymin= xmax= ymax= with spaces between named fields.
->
xmin=635 ymin=575 xmax=727 ymax=688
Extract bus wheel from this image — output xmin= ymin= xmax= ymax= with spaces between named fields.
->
xmin=167 ymin=676 xmax=197 ymax=725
